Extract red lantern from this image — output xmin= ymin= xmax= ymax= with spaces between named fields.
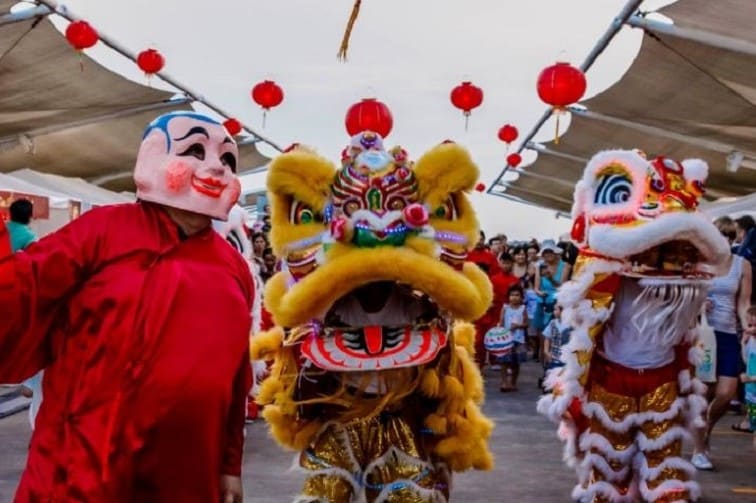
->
xmin=475 ymin=182 xmax=486 ymax=193
xmin=137 ymin=48 xmax=165 ymax=76
xmin=497 ymin=124 xmax=518 ymax=150
xmin=450 ymin=81 xmax=483 ymax=130
xmin=65 ymin=20 xmax=98 ymax=51
xmin=251 ymin=80 xmax=284 ymax=127
xmin=223 ymin=118 xmax=243 ymax=136
xmin=536 ymin=62 xmax=586 ymax=144
xmin=507 ymin=153 xmax=522 ymax=168
xmin=345 ymin=98 xmax=393 ymax=138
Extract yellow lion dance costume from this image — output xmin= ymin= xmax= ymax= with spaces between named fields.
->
xmin=251 ymin=132 xmax=494 ymax=502
xmin=538 ymin=150 xmax=730 ymax=502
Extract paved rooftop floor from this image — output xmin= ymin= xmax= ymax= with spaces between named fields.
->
xmin=2 ymin=362 xmax=755 ymax=502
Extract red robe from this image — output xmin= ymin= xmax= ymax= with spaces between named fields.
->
xmin=0 ymin=202 xmax=253 ymax=502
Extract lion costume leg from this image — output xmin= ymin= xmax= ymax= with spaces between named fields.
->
xmin=576 ymin=384 xmax=638 ymax=503
xmin=636 ymin=381 xmax=698 ymax=503
xmin=296 ymin=412 xmax=449 ymax=503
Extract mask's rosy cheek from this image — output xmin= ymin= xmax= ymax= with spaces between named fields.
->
xmin=227 ymin=178 xmax=241 ymax=202
xmin=164 ymin=160 xmax=193 ymax=192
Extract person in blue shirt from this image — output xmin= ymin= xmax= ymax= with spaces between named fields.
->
xmin=7 ymin=199 xmax=37 ymax=252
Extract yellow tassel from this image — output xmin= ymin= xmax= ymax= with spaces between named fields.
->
xmin=420 ymin=368 xmax=441 ymax=397
xmin=250 ymin=327 xmax=284 ymax=360
xmin=337 ymin=0 xmax=362 ymax=61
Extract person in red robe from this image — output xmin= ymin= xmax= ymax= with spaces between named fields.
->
xmin=0 ymin=112 xmax=254 ymax=503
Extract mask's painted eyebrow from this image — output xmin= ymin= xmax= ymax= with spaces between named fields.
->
xmin=173 ymin=126 xmax=209 ymax=142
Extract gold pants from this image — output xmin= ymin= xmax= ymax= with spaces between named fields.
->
xmin=577 ymin=382 xmax=698 ymax=503
xmin=294 ymin=411 xmax=449 ymax=503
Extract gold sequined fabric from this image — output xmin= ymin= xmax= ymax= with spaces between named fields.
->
xmin=298 ymin=410 xmax=449 ymax=502
xmin=581 ymin=380 xmax=692 ymax=502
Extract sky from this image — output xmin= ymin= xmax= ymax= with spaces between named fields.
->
xmin=47 ymin=0 xmax=674 ymax=242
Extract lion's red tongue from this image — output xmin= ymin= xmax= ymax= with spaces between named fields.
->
xmin=363 ymin=325 xmax=383 ymax=355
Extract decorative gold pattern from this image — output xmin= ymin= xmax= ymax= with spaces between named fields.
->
xmin=299 ymin=414 xmax=449 ymax=502
xmin=589 ymin=385 xmax=636 ymax=423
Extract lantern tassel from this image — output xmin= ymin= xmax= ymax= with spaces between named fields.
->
xmin=554 ymin=109 xmax=561 ymax=145
xmin=262 ymin=109 xmax=267 ymax=129
xmin=337 ymin=0 xmax=362 ymax=62
xmin=464 ymin=110 xmax=470 ymax=132
xmin=78 ymin=51 xmax=84 ymax=73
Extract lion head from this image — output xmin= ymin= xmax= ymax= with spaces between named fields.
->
xmin=263 ymin=132 xmax=492 ymax=372
xmin=570 ymin=149 xmax=730 ymax=280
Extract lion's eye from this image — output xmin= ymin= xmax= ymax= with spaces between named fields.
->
xmin=594 ymin=173 xmax=633 ymax=206
xmin=387 ymin=198 xmax=406 ymax=211
xmin=290 ymin=201 xmax=323 ymax=224
xmin=343 ymin=200 xmax=361 ymax=216
xmin=433 ymin=197 xmax=457 ymax=220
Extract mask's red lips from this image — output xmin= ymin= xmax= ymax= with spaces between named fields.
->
xmin=191 ymin=175 xmax=226 ymax=198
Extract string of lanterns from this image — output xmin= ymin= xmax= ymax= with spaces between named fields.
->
xmin=62 ymin=17 xmax=587 ymax=186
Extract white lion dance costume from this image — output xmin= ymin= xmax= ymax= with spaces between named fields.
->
xmin=538 ymin=150 xmax=729 ymax=502
xmin=251 ymin=132 xmax=494 ymax=502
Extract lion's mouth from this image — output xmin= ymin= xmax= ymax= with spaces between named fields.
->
xmin=301 ymin=281 xmax=448 ymax=371
xmin=628 ymin=240 xmax=711 ymax=279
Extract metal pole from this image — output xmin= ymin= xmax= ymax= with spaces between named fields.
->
xmin=525 ymin=141 xmax=588 ymax=164
xmin=627 ymin=15 xmax=756 ymax=57
xmin=0 ymin=5 xmax=52 ymax=26
xmin=34 ymin=0 xmax=282 ymax=152
xmin=487 ymin=0 xmax=644 ymax=193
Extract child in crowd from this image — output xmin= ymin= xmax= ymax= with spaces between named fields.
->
xmin=499 ymin=285 xmax=529 ymax=392
xmin=524 ymin=276 xmax=540 ymax=361
xmin=741 ymin=306 xmax=756 ymax=449
xmin=543 ymin=305 xmax=570 ymax=370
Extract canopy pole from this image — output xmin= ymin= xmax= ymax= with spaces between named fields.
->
xmin=34 ymin=0 xmax=282 ymax=152
xmin=627 ymin=15 xmax=756 ymax=57
xmin=488 ymin=0 xmax=644 ymax=194
xmin=0 ymin=5 xmax=52 ymax=26
xmin=524 ymin=142 xmax=589 ymax=164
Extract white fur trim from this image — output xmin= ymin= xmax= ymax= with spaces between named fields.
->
xmin=588 ymin=212 xmax=730 ymax=277
xmin=579 ymin=452 xmax=632 ymax=482
xmin=572 ymin=480 xmax=636 ymax=503
xmin=638 ymin=478 xmax=701 ymax=502
xmin=635 ymin=454 xmax=696 ymax=482
xmin=582 ymin=397 xmax=685 ymax=434
xmin=680 ymin=159 xmax=708 ymax=182
xmin=578 ymin=432 xmax=638 ymax=464
xmin=636 ymin=426 xmax=690 ymax=452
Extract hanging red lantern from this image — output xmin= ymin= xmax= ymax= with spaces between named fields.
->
xmin=251 ymin=80 xmax=284 ymax=127
xmin=507 ymin=153 xmax=522 ymax=168
xmin=536 ymin=61 xmax=586 ymax=144
xmin=497 ymin=124 xmax=518 ymax=150
xmin=137 ymin=48 xmax=165 ymax=76
xmin=223 ymin=118 xmax=243 ymax=136
xmin=65 ymin=20 xmax=98 ymax=51
xmin=450 ymin=81 xmax=483 ymax=130
xmin=475 ymin=182 xmax=486 ymax=193
xmin=344 ymin=98 xmax=393 ymax=138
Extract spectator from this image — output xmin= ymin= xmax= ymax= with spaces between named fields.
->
xmin=252 ymin=232 xmax=268 ymax=259
xmin=7 ymin=199 xmax=36 ymax=252
xmin=526 ymin=242 xmax=540 ymax=264
xmin=261 ymin=248 xmax=277 ymax=282
xmin=740 ymin=306 xmax=756 ymax=449
xmin=734 ymin=215 xmax=755 ymax=303
xmin=488 ymin=236 xmax=504 ymax=258
xmin=692 ymin=219 xmax=753 ymax=470
xmin=511 ymin=245 xmax=535 ymax=290
xmin=497 ymin=285 xmax=529 ymax=392
xmin=533 ymin=240 xmax=571 ymax=360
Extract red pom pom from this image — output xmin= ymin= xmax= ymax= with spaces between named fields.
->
xmin=475 ymin=182 xmax=486 ymax=192
xmin=571 ymin=213 xmax=586 ymax=243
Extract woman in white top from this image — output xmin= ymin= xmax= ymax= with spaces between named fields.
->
xmin=691 ymin=218 xmax=752 ymax=470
